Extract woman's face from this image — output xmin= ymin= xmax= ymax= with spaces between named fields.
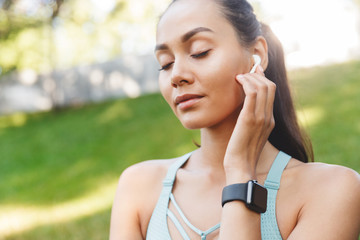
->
xmin=155 ymin=0 xmax=252 ymax=129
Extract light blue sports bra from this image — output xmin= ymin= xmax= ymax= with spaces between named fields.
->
xmin=146 ymin=151 xmax=291 ymax=240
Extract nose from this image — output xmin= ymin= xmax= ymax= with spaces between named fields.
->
xmin=171 ymin=60 xmax=194 ymax=88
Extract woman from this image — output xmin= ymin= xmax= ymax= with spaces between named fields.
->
xmin=110 ymin=0 xmax=360 ymax=239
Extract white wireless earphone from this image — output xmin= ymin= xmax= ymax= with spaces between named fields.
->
xmin=249 ymin=54 xmax=261 ymax=73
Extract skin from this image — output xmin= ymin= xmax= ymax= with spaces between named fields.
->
xmin=110 ymin=0 xmax=360 ymax=239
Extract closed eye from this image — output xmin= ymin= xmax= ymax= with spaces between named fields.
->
xmin=191 ymin=49 xmax=211 ymax=58
xmin=158 ymin=62 xmax=174 ymax=71
xmin=158 ymin=49 xmax=211 ymax=71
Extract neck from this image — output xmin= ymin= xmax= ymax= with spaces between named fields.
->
xmin=193 ymin=109 xmax=239 ymax=170
xmin=192 ymin=110 xmax=278 ymax=176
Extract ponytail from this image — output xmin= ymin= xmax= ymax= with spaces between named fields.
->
xmin=261 ymin=23 xmax=313 ymax=162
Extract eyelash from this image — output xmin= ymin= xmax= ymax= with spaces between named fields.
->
xmin=158 ymin=49 xmax=211 ymax=71
xmin=158 ymin=62 xmax=173 ymax=71
xmin=191 ymin=49 xmax=211 ymax=58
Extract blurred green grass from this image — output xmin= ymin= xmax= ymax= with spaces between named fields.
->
xmin=0 ymin=60 xmax=359 ymax=240
xmin=290 ymin=60 xmax=360 ymax=171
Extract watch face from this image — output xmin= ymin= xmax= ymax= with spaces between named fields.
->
xmin=250 ymin=182 xmax=267 ymax=213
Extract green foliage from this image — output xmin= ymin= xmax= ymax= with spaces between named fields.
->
xmin=0 ymin=0 xmax=170 ymax=76
xmin=0 ymin=61 xmax=359 ymax=239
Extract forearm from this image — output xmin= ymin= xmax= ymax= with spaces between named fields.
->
xmin=219 ymin=168 xmax=262 ymax=239
xmin=219 ymin=202 xmax=261 ymax=239
xmin=218 ymin=67 xmax=274 ymax=239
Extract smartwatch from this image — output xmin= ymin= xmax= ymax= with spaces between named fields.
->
xmin=221 ymin=180 xmax=267 ymax=213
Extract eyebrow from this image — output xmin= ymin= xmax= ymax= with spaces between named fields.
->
xmin=155 ymin=27 xmax=214 ymax=52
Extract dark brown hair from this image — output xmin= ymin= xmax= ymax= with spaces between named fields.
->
xmin=261 ymin=23 xmax=313 ymax=162
xmin=167 ymin=0 xmax=314 ymax=162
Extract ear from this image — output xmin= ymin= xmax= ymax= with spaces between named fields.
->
xmin=251 ymin=36 xmax=268 ymax=71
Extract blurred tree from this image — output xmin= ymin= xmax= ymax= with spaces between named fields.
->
xmin=0 ymin=0 xmax=170 ymax=77
xmin=0 ymin=0 xmax=62 ymax=73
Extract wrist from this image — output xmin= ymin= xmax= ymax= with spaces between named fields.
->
xmin=223 ymin=154 xmax=257 ymax=181
xmin=225 ymin=172 xmax=255 ymax=185
xmin=224 ymin=167 xmax=256 ymax=185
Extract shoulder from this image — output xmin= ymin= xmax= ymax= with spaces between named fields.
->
xmin=294 ymin=162 xmax=360 ymax=190
xmin=281 ymin=160 xmax=360 ymax=212
xmin=304 ymin=162 xmax=360 ymax=205
xmin=118 ymin=151 xmax=193 ymax=191
xmin=285 ymin=162 xmax=360 ymax=239
xmin=287 ymin=161 xmax=360 ymax=202
xmin=285 ymin=158 xmax=359 ymax=183
xmin=119 ymin=158 xmax=175 ymax=186
xmin=110 ymin=156 xmax=181 ymax=239
xmin=116 ymin=157 xmax=179 ymax=208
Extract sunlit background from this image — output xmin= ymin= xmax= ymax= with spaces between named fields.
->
xmin=0 ymin=0 xmax=359 ymax=114
xmin=1 ymin=0 xmax=359 ymax=76
xmin=257 ymin=0 xmax=360 ymax=68
xmin=0 ymin=0 xmax=359 ymax=239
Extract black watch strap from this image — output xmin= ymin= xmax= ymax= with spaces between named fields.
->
xmin=221 ymin=180 xmax=267 ymax=213
xmin=221 ymin=182 xmax=248 ymax=207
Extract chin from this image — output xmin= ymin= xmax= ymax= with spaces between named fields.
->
xmin=178 ymin=117 xmax=204 ymax=130
xmin=182 ymin=123 xmax=203 ymax=130
xmin=179 ymin=115 xmax=220 ymax=130
xmin=179 ymin=119 xmax=203 ymax=130
xmin=179 ymin=106 xmax=242 ymax=130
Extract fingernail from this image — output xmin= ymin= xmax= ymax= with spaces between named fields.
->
xmin=236 ymin=74 xmax=245 ymax=80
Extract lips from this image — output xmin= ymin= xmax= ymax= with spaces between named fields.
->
xmin=175 ymin=94 xmax=203 ymax=105
xmin=174 ymin=94 xmax=204 ymax=110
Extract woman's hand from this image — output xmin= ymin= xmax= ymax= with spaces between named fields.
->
xmin=223 ymin=65 xmax=276 ymax=182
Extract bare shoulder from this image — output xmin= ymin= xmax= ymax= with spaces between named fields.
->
xmin=116 ymin=157 xmax=179 ymax=210
xmin=288 ymin=161 xmax=360 ymax=203
xmin=285 ymin=161 xmax=360 ymax=239
xmin=119 ymin=158 xmax=176 ymax=186
xmin=295 ymin=161 xmax=360 ymax=190
xmin=110 ymin=156 xmax=179 ymax=239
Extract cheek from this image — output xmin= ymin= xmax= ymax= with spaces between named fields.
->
xmin=202 ymin=53 xmax=247 ymax=109
xmin=205 ymin=57 xmax=242 ymax=93
xmin=206 ymin=50 xmax=248 ymax=81
xmin=159 ymin=77 xmax=174 ymax=109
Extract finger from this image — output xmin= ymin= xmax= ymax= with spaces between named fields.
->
xmin=265 ymin=80 xmax=276 ymax=127
xmin=254 ymin=65 xmax=276 ymax=120
xmin=246 ymin=72 xmax=277 ymax=132
xmin=236 ymin=74 xmax=257 ymax=116
xmin=244 ymin=73 xmax=269 ymax=121
xmin=251 ymin=70 xmax=276 ymax=126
